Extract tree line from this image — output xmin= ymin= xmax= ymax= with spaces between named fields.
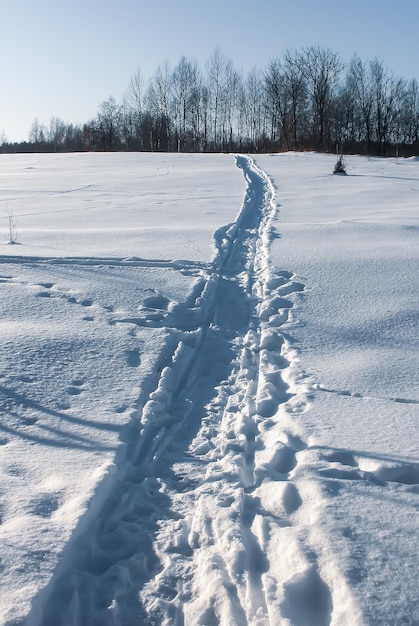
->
xmin=2 ymin=46 xmax=419 ymax=157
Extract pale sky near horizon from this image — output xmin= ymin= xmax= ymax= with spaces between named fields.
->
xmin=1 ymin=0 xmax=418 ymax=143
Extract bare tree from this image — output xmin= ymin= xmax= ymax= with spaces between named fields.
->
xmin=63 ymin=123 xmax=84 ymax=151
xmin=206 ymin=48 xmax=228 ymax=149
xmin=282 ymin=50 xmax=307 ymax=150
xmin=29 ymin=118 xmax=47 ymax=144
xmin=370 ymin=59 xmax=406 ymax=155
xmin=265 ymin=59 xmax=289 ymax=149
xmin=146 ymin=62 xmax=173 ymax=150
xmin=342 ymin=57 xmax=366 ymax=148
xmin=200 ymin=84 xmax=210 ymax=151
xmin=125 ymin=67 xmax=144 ymax=114
xmin=265 ymin=54 xmax=307 ymax=150
xmin=244 ymin=68 xmax=265 ymax=150
xmin=222 ymin=63 xmax=243 ymax=151
xmin=124 ymin=67 xmax=145 ymax=149
xmin=297 ymin=46 xmax=344 ymax=149
xmin=47 ymin=117 xmax=67 ymax=151
xmin=9 ymin=47 xmax=419 ymax=157
xmin=97 ymin=96 xmax=122 ymax=151
xmin=172 ymin=56 xmax=201 ymax=151
xmin=189 ymin=71 xmax=204 ymax=151
xmin=402 ymin=79 xmax=419 ymax=146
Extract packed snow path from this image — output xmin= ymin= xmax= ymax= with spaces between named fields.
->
xmin=27 ymin=156 xmax=358 ymax=626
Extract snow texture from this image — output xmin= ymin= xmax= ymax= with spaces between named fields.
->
xmin=0 ymin=152 xmax=418 ymax=625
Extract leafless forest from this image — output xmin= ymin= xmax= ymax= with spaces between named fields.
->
xmin=3 ymin=46 xmax=418 ymax=156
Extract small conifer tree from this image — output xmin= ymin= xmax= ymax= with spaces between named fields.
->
xmin=333 ymin=143 xmax=347 ymax=175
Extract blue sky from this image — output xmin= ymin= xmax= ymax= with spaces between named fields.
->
xmin=1 ymin=0 xmax=418 ymax=142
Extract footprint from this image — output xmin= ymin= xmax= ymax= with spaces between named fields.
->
xmin=266 ymin=311 xmax=290 ymax=327
xmin=318 ymin=467 xmax=362 ymax=481
xmin=217 ymin=494 xmax=235 ymax=508
xmin=156 ymin=576 xmax=179 ymax=601
xmin=256 ymin=377 xmax=289 ymax=418
xmin=320 ymin=449 xmax=357 ymax=467
xmin=38 ymin=282 xmax=54 ymax=289
xmin=18 ymin=375 xmax=35 ymax=383
xmin=269 ymin=442 xmax=297 ymax=474
xmin=112 ymin=316 xmax=149 ymax=329
xmin=241 ymin=493 xmax=260 ymax=526
xmin=256 ymin=382 xmax=280 ymax=418
xmin=199 ymin=606 xmax=219 ymax=626
xmin=266 ymin=276 xmax=289 ymax=290
xmin=278 ymin=270 xmax=293 ymax=280
xmin=283 ymin=433 xmax=306 ymax=452
xmin=67 ymin=379 xmax=84 ymax=395
xmin=6 ymin=464 xmax=26 ymax=478
xmin=169 ymin=303 xmax=202 ymax=331
xmin=143 ymin=311 xmax=165 ymax=322
xmin=267 ymin=271 xmax=293 ymax=289
xmin=373 ymin=463 xmax=419 ymax=486
xmin=20 ymin=416 xmax=38 ymax=425
xmin=278 ymin=281 xmax=305 ymax=296
xmin=143 ymin=294 xmax=170 ymax=310
xmin=127 ymin=349 xmax=141 ymax=368
xmin=259 ymin=329 xmax=284 ymax=351
xmin=171 ymin=473 xmax=199 ymax=494
xmin=259 ymin=296 xmax=292 ymax=322
xmin=281 ymin=565 xmax=332 ymax=626
xmin=27 ymin=493 xmax=60 ymax=518
xmin=281 ymin=482 xmax=303 ymax=515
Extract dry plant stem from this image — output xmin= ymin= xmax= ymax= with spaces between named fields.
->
xmin=5 ymin=203 xmax=18 ymax=243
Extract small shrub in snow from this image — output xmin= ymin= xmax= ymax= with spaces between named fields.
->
xmin=333 ymin=155 xmax=347 ymax=175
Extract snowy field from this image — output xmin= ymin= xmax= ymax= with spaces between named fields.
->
xmin=0 ymin=151 xmax=418 ymax=625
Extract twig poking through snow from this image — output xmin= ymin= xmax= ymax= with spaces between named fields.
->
xmin=4 ymin=203 xmax=18 ymax=244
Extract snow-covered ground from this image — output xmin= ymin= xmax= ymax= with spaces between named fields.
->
xmin=256 ymin=153 xmax=419 ymax=626
xmin=0 ymin=152 xmax=417 ymax=625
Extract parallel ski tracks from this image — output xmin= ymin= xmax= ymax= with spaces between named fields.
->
xmin=28 ymin=156 xmax=358 ymax=626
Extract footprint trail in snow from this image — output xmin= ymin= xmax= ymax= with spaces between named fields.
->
xmin=28 ymin=156 xmax=358 ymax=626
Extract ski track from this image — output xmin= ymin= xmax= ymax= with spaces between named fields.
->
xmin=24 ymin=156 xmax=360 ymax=626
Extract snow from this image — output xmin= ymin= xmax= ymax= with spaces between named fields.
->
xmin=0 ymin=151 xmax=417 ymax=625
xmin=256 ymin=153 xmax=419 ymax=625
